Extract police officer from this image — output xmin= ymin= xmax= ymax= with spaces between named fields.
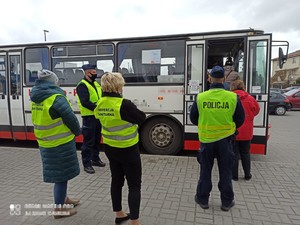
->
xmin=190 ymin=65 xmax=245 ymax=211
xmin=76 ymin=64 xmax=106 ymax=174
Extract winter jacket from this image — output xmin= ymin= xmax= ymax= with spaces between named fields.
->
xmin=233 ymin=90 xmax=260 ymax=141
xmin=30 ymin=80 xmax=81 ymax=183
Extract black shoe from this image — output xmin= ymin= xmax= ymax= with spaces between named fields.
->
xmin=92 ymin=160 xmax=106 ymax=167
xmin=221 ymin=200 xmax=235 ymax=211
xmin=194 ymin=195 xmax=209 ymax=209
xmin=84 ymin=166 xmax=95 ymax=174
xmin=245 ymin=174 xmax=252 ymax=181
xmin=232 ymin=176 xmax=238 ymax=181
xmin=115 ymin=213 xmax=130 ymax=224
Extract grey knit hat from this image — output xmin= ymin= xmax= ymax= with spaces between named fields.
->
xmin=38 ymin=69 xmax=59 ymax=85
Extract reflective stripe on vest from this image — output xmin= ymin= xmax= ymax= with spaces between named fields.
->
xmin=197 ymin=89 xmax=237 ymax=143
xmin=31 ymin=94 xmax=75 ymax=148
xmin=94 ymin=96 xmax=139 ymax=148
xmin=76 ymin=79 xmax=102 ymax=116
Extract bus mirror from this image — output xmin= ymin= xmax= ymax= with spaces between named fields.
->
xmin=278 ymin=47 xmax=287 ymax=69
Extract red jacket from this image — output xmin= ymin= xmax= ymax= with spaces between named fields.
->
xmin=233 ymin=90 xmax=260 ymax=140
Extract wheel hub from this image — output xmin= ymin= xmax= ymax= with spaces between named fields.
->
xmin=151 ymin=124 xmax=173 ymax=147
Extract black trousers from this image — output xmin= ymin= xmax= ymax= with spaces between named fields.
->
xmin=196 ymin=137 xmax=235 ymax=207
xmin=233 ymin=140 xmax=251 ymax=178
xmin=81 ymin=116 xmax=101 ymax=167
xmin=104 ymin=143 xmax=142 ymax=220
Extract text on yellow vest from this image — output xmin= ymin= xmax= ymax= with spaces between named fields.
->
xmin=197 ymin=89 xmax=237 ymax=143
xmin=31 ymin=94 xmax=75 ymax=148
xmin=94 ymin=96 xmax=138 ymax=148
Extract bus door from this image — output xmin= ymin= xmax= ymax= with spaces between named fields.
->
xmin=0 ymin=53 xmax=12 ymax=139
xmin=246 ymin=34 xmax=271 ymax=154
xmin=184 ymin=40 xmax=206 ymax=150
xmin=0 ymin=51 xmax=26 ymax=140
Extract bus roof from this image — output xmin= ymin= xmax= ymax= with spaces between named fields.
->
xmin=0 ymin=28 xmax=264 ymax=48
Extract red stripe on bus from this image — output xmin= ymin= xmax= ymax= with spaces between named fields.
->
xmin=250 ymin=144 xmax=266 ymax=154
xmin=184 ymin=140 xmax=266 ymax=154
xmin=0 ymin=131 xmax=13 ymax=139
xmin=184 ymin=140 xmax=200 ymax=150
xmin=27 ymin=133 xmax=37 ymax=140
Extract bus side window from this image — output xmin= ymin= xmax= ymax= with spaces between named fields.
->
xmin=0 ymin=73 xmax=6 ymax=95
xmin=54 ymin=70 xmax=64 ymax=84
xmin=26 ymin=70 xmax=38 ymax=84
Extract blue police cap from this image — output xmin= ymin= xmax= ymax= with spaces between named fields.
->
xmin=210 ymin=66 xmax=224 ymax=78
xmin=82 ymin=64 xmax=96 ymax=71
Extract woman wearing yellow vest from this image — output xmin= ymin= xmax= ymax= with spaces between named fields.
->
xmin=31 ymin=70 xmax=81 ymax=219
xmin=190 ymin=66 xmax=245 ymax=212
xmin=94 ymin=72 xmax=145 ymax=225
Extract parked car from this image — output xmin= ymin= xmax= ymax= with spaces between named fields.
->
xmin=269 ymin=91 xmax=291 ymax=115
xmin=284 ymin=88 xmax=300 ymax=110
xmin=282 ymin=86 xmax=300 ymax=93
xmin=270 ymin=88 xmax=285 ymax=94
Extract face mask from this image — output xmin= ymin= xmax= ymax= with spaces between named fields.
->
xmin=90 ymin=73 xmax=97 ymax=82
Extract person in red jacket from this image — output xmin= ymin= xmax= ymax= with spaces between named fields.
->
xmin=230 ymin=80 xmax=260 ymax=181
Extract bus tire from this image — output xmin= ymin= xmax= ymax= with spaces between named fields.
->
xmin=140 ymin=117 xmax=183 ymax=155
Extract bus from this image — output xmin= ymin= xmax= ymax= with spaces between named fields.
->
xmin=0 ymin=29 xmax=288 ymax=155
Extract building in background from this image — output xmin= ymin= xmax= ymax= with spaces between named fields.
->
xmin=271 ymin=50 xmax=300 ymax=88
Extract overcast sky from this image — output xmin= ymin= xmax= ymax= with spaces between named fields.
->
xmin=1 ymin=0 xmax=300 ymax=57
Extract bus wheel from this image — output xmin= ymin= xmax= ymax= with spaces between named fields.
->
xmin=140 ymin=117 xmax=183 ymax=155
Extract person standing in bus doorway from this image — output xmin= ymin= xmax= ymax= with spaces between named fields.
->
xmin=30 ymin=69 xmax=81 ymax=218
xmin=230 ymin=80 xmax=260 ymax=181
xmin=94 ymin=72 xmax=145 ymax=225
xmin=223 ymin=57 xmax=240 ymax=90
xmin=76 ymin=64 xmax=106 ymax=174
xmin=190 ymin=66 xmax=245 ymax=211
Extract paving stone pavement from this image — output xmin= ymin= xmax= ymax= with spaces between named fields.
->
xmin=0 ymin=111 xmax=300 ymax=225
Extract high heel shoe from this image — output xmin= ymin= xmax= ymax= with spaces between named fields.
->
xmin=115 ymin=213 xmax=130 ymax=224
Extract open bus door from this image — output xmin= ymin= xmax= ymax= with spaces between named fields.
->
xmin=246 ymin=34 xmax=271 ymax=154
xmin=0 ymin=51 xmax=27 ymax=140
xmin=184 ymin=40 xmax=206 ymax=150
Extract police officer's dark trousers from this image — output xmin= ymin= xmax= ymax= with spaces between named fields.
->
xmin=81 ymin=116 xmax=101 ymax=167
xmin=196 ymin=137 xmax=235 ymax=207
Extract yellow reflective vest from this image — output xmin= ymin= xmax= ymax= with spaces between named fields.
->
xmin=31 ymin=94 xmax=74 ymax=148
xmin=94 ymin=96 xmax=139 ymax=148
xmin=197 ymin=88 xmax=237 ymax=143
xmin=77 ymin=80 xmax=102 ymax=116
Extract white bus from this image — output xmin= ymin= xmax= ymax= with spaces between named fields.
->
xmin=0 ymin=29 xmax=288 ymax=155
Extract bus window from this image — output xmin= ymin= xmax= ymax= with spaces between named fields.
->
xmin=52 ymin=44 xmax=114 ymax=85
xmin=0 ymin=57 xmax=6 ymax=95
xmin=237 ymin=50 xmax=245 ymax=82
xmin=249 ymin=40 xmax=267 ymax=93
xmin=187 ymin=44 xmax=204 ymax=93
xmin=10 ymin=56 xmax=21 ymax=96
xmin=118 ymin=40 xmax=184 ymax=84
xmin=25 ymin=47 xmax=50 ymax=85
